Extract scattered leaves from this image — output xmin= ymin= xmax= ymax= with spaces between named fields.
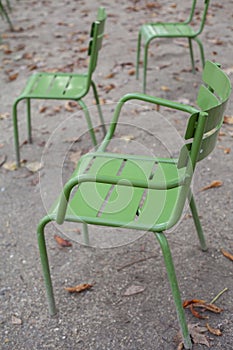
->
xmin=8 ymin=72 xmax=19 ymax=81
xmin=0 ymin=112 xmax=10 ymax=120
xmin=39 ymin=105 xmax=48 ymax=113
xmin=123 ymin=284 xmax=145 ymax=296
xmin=103 ymin=83 xmax=116 ymax=93
xmin=65 ymin=283 xmax=93 ymax=293
xmin=2 ymin=161 xmax=17 ymax=171
xmin=105 ymin=72 xmax=116 ymax=79
xmin=220 ymin=248 xmax=233 ymax=261
xmin=199 ymin=180 xmax=223 ymax=192
xmin=54 ymin=234 xmax=72 ymax=247
xmin=128 ymin=68 xmax=136 ymax=76
xmin=183 ymin=299 xmax=223 ymax=319
xmin=206 ymin=323 xmax=222 ymax=336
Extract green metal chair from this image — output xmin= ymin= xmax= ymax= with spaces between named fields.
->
xmin=37 ymin=61 xmax=231 ymax=349
xmin=12 ymin=7 xmax=107 ymax=167
xmin=136 ymin=0 xmax=210 ymax=93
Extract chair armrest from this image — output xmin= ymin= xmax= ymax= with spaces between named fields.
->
xmin=98 ymin=93 xmax=199 ymax=152
xmin=56 ymin=172 xmax=190 ymax=224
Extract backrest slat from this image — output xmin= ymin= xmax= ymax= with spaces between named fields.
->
xmin=177 ymin=61 xmax=231 ymax=169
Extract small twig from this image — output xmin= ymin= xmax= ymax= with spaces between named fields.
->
xmin=210 ymin=287 xmax=228 ymax=305
xmin=117 ymin=255 xmax=156 ymax=271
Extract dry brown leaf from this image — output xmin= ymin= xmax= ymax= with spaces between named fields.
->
xmin=220 ymin=248 xmax=233 ymax=261
xmin=199 ymin=180 xmax=223 ymax=192
xmin=190 ymin=304 xmax=208 ymax=319
xmin=183 ymin=299 xmax=206 ymax=308
xmin=8 ymin=72 xmax=19 ymax=81
xmin=54 ymin=234 xmax=72 ymax=247
xmin=65 ymin=283 xmax=93 ymax=293
xmin=64 ymin=101 xmax=78 ymax=112
xmin=161 ymin=85 xmax=170 ymax=92
xmin=39 ymin=106 xmax=48 ymax=113
xmin=128 ymin=68 xmax=136 ymax=76
xmin=105 ymin=72 xmax=116 ymax=79
xmin=123 ymin=284 xmax=145 ymax=296
xmin=103 ymin=83 xmax=116 ymax=93
xmin=224 ymin=115 xmax=233 ymax=124
xmin=206 ymin=323 xmax=222 ymax=336
xmin=223 ymin=147 xmax=231 ymax=154
xmin=176 ymin=324 xmax=209 ymax=348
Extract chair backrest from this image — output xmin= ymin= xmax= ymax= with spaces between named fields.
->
xmin=186 ymin=0 xmax=210 ymax=35
xmin=87 ymin=7 xmax=106 ymax=83
xmin=178 ymin=60 xmax=231 ymax=171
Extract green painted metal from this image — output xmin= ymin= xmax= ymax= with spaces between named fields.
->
xmin=136 ymin=0 xmax=210 ymax=92
xmin=12 ymin=7 xmax=107 ymax=167
xmin=37 ymin=61 xmax=231 ymax=349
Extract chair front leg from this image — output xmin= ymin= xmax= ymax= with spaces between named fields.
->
xmin=194 ymin=37 xmax=205 ymax=69
xmin=155 ymin=232 xmax=192 ymax=350
xmin=143 ymin=40 xmax=150 ymax=93
xmin=37 ymin=215 xmax=57 ymax=316
xmin=136 ymin=30 xmax=142 ymax=80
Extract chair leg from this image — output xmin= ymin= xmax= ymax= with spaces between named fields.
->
xmin=78 ymin=99 xmax=97 ymax=146
xmin=143 ymin=41 xmax=150 ymax=94
xmin=155 ymin=232 xmax=192 ymax=350
xmin=12 ymin=99 xmax=21 ymax=167
xmin=188 ymin=38 xmax=195 ymax=74
xmin=188 ymin=190 xmax=207 ymax=251
xmin=37 ymin=215 xmax=57 ymax=316
xmin=82 ymin=223 xmax=90 ymax=246
xmin=91 ymin=81 xmax=107 ymax=136
xmin=194 ymin=37 xmax=205 ymax=69
xmin=26 ymin=98 xmax=32 ymax=143
xmin=136 ymin=30 xmax=142 ymax=80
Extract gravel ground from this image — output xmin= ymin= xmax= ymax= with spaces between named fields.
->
xmin=0 ymin=1 xmax=233 ymax=349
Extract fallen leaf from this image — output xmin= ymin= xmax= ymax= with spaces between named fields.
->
xmin=224 ymin=116 xmax=233 ymax=124
xmin=26 ymin=161 xmax=43 ymax=172
xmin=11 ymin=315 xmax=22 ymax=325
xmin=105 ymin=72 xmax=116 ymax=79
xmin=199 ymin=180 xmax=223 ymax=192
xmin=0 ymin=112 xmax=10 ymax=120
xmin=220 ymin=248 xmax=233 ymax=261
xmin=64 ymin=101 xmax=78 ymax=112
xmin=8 ymin=72 xmax=19 ymax=81
xmin=128 ymin=68 xmax=136 ymax=76
xmin=206 ymin=323 xmax=222 ymax=336
xmin=183 ymin=299 xmax=206 ymax=308
xmin=65 ymin=283 xmax=93 ymax=293
xmin=103 ymin=83 xmax=116 ymax=93
xmin=39 ymin=106 xmax=48 ymax=113
xmin=69 ymin=150 xmax=82 ymax=164
xmin=223 ymin=147 xmax=231 ymax=154
xmin=176 ymin=324 xmax=210 ymax=348
xmin=54 ymin=234 xmax=72 ymax=247
xmin=3 ymin=161 xmax=17 ymax=171
xmin=190 ymin=304 xmax=208 ymax=319
xmin=120 ymin=134 xmax=135 ymax=141
xmin=123 ymin=284 xmax=145 ymax=296
xmin=161 ymin=85 xmax=170 ymax=91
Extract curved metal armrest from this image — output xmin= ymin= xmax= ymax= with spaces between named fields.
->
xmin=56 ymin=172 xmax=190 ymax=224
xmin=98 ymin=93 xmax=199 ymax=152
